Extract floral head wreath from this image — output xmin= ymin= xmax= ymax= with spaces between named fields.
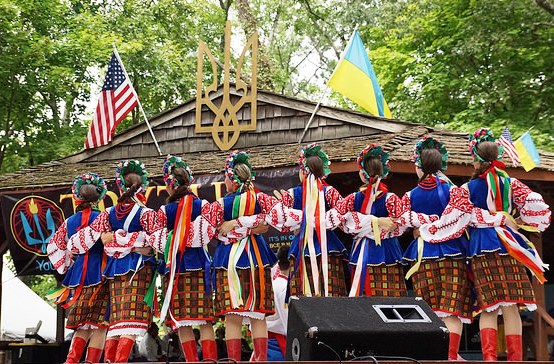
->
xmin=412 ymin=136 xmax=448 ymax=171
xmin=162 ymin=154 xmax=194 ymax=190
xmin=468 ymin=128 xmax=504 ymax=162
xmin=225 ymin=150 xmax=255 ymax=185
xmin=298 ymin=143 xmax=331 ymax=177
xmin=72 ymin=172 xmax=107 ymax=202
xmin=115 ymin=159 xmax=149 ymax=193
xmin=357 ymin=144 xmax=391 ymax=179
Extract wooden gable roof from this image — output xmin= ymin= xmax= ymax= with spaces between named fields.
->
xmin=1 ymin=85 xmax=553 ymax=190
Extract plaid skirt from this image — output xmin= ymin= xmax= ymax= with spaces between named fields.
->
xmin=472 ymin=253 xmax=535 ymax=314
xmin=289 ymin=255 xmax=346 ymax=297
xmin=411 ymin=259 xmax=472 ymax=320
xmin=215 ymin=267 xmax=274 ymax=316
xmin=163 ymin=271 xmax=215 ymax=324
xmin=66 ymin=283 xmax=109 ymax=330
xmin=354 ymin=263 xmax=407 ymax=297
xmin=108 ymin=265 xmax=153 ymax=333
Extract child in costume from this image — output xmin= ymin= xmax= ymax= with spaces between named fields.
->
xmin=199 ymin=150 xmax=301 ymax=362
xmin=148 ymin=155 xmax=217 ymax=361
xmin=399 ymin=137 xmax=472 ymax=360
xmin=419 ymin=128 xmax=550 ymax=361
xmin=266 ymin=245 xmax=291 ymax=361
xmin=283 ymin=143 xmax=348 ymax=297
xmin=328 ymin=144 xmax=408 ymax=297
xmin=68 ymin=160 xmax=159 ymax=363
xmin=47 ymin=173 xmax=109 ymax=364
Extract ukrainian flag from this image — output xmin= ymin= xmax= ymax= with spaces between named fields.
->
xmin=514 ymin=131 xmax=541 ymax=172
xmin=327 ymin=30 xmax=392 ymax=118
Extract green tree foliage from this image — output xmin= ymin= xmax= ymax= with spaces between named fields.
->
xmin=1 ymin=0 xmax=552 ymax=176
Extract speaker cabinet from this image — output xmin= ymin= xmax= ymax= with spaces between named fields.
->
xmin=286 ymin=296 xmax=449 ymax=361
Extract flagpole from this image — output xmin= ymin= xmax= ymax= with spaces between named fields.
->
xmin=298 ymin=87 xmax=329 ymax=144
xmin=299 ymin=25 xmax=361 ymax=144
xmin=112 ymin=45 xmax=163 ymax=156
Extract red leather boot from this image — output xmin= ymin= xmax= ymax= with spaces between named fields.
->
xmin=114 ymin=337 xmax=135 ymax=363
xmin=181 ymin=340 xmax=199 ymax=362
xmin=448 ymin=332 xmax=461 ymax=360
xmin=226 ymin=338 xmax=242 ymax=361
xmin=65 ymin=336 xmax=87 ymax=364
xmin=85 ymin=346 xmax=103 ymax=363
xmin=201 ymin=340 xmax=218 ymax=360
xmin=480 ymin=328 xmax=498 ymax=361
xmin=506 ymin=334 xmax=522 ymax=361
xmin=252 ymin=337 xmax=268 ymax=362
xmin=103 ymin=338 xmax=118 ymax=363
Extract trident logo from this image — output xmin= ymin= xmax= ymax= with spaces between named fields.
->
xmin=19 ymin=198 xmax=56 ymax=253
xmin=195 ymin=21 xmax=258 ymax=151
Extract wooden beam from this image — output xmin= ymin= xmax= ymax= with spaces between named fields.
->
xmin=530 ymin=233 xmax=549 ymax=361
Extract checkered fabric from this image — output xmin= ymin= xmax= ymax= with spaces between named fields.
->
xmin=164 ymin=271 xmax=215 ymax=322
xmin=289 ymin=255 xmax=347 ymax=297
xmin=411 ymin=259 xmax=472 ymax=319
xmin=361 ymin=263 xmax=407 ymax=297
xmin=472 ymin=253 xmax=536 ymax=313
xmin=108 ymin=265 xmax=153 ymax=325
xmin=214 ymin=267 xmax=274 ymax=316
xmin=66 ymin=283 xmax=109 ymax=329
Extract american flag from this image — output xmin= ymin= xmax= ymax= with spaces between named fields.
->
xmin=499 ymin=126 xmax=520 ymax=167
xmin=84 ymin=52 xmax=138 ymax=149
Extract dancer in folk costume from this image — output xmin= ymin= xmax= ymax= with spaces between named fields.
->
xmin=420 ymin=128 xmax=551 ymax=361
xmin=68 ymin=160 xmax=160 ymax=363
xmin=200 ymin=150 xmax=301 ymax=362
xmin=148 ymin=155 xmax=217 ymax=361
xmin=47 ymin=173 xmax=109 ymax=364
xmin=328 ymin=144 xmax=408 ymax=297
xmin=282 ymin=143 xmax=348 ymax=298
xmin=398 ymin=137 xmax=472 ymax=360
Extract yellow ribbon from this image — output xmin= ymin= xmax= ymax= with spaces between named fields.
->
xmin=371 ymin=216 xmax=381 ymax=246
xmin=497 ymin=211 xmax=540 ymax=233
xmin=405 ymin=236 xmax=424 ymax=279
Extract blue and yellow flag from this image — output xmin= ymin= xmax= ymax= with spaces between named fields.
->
xmin=514 ymin=131 xmax=541 ymax=172
xmin=327 ymin=30 xmax=392 ymax=118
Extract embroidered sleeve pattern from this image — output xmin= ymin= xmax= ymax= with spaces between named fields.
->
xmin=140 ymin=207 xmax=160 ymax=234
xmin=201 ymin=200 xmax=224 ymax=230
xmin=280 ymin=189 xmax=294 ymax=208
xmin=419 ymin=186 xmax=472 ymax=243
xmin=325 ymin=186 xmax=344 ymax=209
xmin=325 ymin=208 xmax=347 ymax=230
xmin=333 ymin=193 xmax=355 ymax=215
xmin=47 ymin=220 xmax=73 ymax=274
xmin=104 ymin=230 xmax=148 ymax=258
xmin=67 ymin=211 xmax=110 ymax=255
xmin=189 ymin=201 xmax=218 ymax=246
xmin=394 ymin=192 xmax=439 ymax=229
xmin=512 ymin=179 xmax=551 ymax=231
xmin=258 ymin=192 xmax=302 ymax=232
xmin=470 ymin=207 xmax=506 ymax=227
xmin=149 ymin=207 xmax=168 ymax=253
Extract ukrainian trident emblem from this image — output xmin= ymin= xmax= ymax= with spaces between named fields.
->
xmin=195 ymin=21 xmax=258 ymax=151
xmin=10 ymin=196 xmax=64 ymax=255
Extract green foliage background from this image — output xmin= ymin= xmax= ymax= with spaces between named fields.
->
xmin=1 ymin=0 xmax=552 ymax=173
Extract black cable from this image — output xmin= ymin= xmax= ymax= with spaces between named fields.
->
xmin=373 ymin=355 xmax=421 ymax=364
xmin=202 ymin=359 xmax=218 ymax=363
xmin=165 ymin=335 xmax=171 ymax=364
xmin=348 ymin=355 xmax=378 ymax=364
xmin=217 ymin=358 xmax=238 ymax=363
xmin=317 ymin=341 xmax=342 ymax=363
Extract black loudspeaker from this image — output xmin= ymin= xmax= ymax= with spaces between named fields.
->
xmin=286 ymin=296 xmax=449 ymax=361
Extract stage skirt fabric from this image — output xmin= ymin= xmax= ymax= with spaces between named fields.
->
xmin=353 ymin=263 xmax=408 ymax=297
xmin=472 ymin=253 xmax=536 ymax=314
xmin=289 ymin=255 xmax=347 ymax=297
xmin=107 ymin=264 xmax=153 ymax=337
xmin=163 ymin=270 xmax=215 ymax=328
xmin=411 ymin=258 xmax=472 ymax=322
xmin=215 ymin=266 xmax=274 ymax=317
xmin=66 ymin=282 xmax=109 ymax=330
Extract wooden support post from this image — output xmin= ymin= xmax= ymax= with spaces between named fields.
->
xmin=530 ymin=232 xmax=548 ymax=360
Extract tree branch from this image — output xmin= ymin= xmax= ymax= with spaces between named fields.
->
xmin=535 ymin=0 xmax=554 ymax=16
